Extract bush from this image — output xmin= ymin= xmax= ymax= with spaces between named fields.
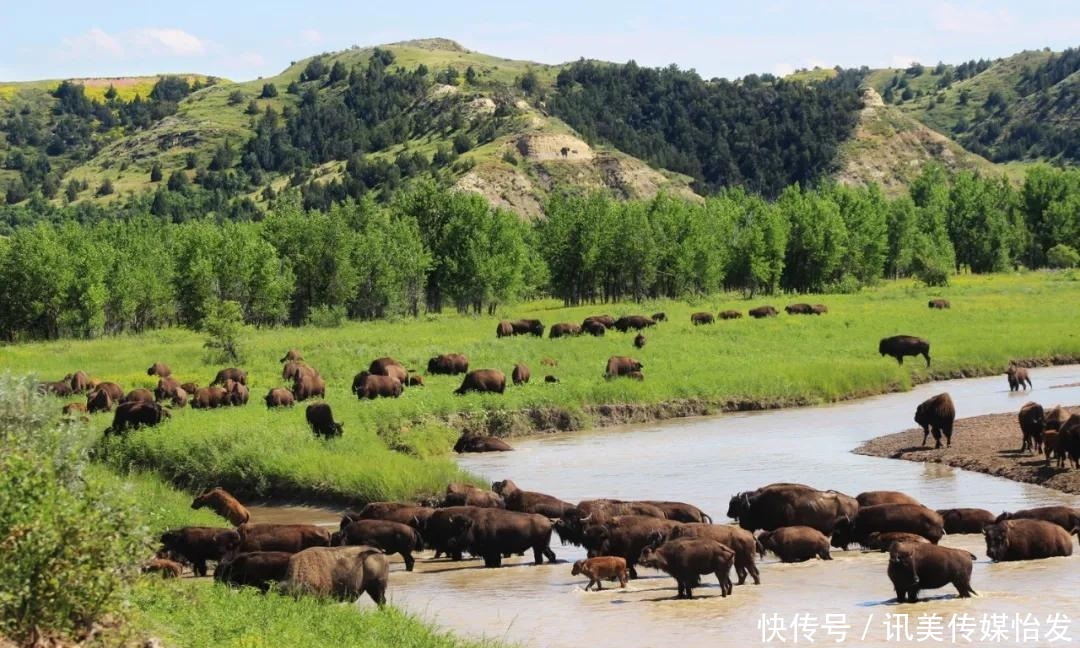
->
xmin=1046 ymin=244 xmax=1080 ymax=269
xmin=501 ymin=150 xmax=518 ymax=166
xmin=305 ymin=304 xmax=347 ymax=328
xmin=202 ymin=300 xmax=246 ymax=363
xmin=0 ymin=374 xmax=146 ymax=643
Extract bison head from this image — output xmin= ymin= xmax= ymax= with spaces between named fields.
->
xmin=830 ymin=516 xmax=854 ymax=549
xmin=443 ymin=516 xmax=475 ymax=552
xmin=570 ymin=559 xmax=584 ymax=576
xmin=727 ymin=491 xmax=752 ymax=520
xmin=914 ymin=402 xmax=931 ymax=428
xmin=491 ymin=479 xmax=517 ymax=496
xmin=215 ymin=529 xmax=242 ymax=555
xmin=582 ymin=524 xmax=610 ymax=556
xmin=983 ymin=523 xmax=1008 ymax=561
xmin=755 ymin=531 xmax=772 ymax=558
xmin=638 ymin=546 xmax=665 ymax=570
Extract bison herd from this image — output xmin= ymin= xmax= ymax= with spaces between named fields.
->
xmin=148 ymin=476 xmax=1078 ymax=605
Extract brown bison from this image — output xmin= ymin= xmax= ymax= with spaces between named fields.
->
xmin=831 ymin=504 xmax=945 ymax=549
xmin=86 ymin=388 xmax=114 ymax=413
xmin=613 ymin=315 xmax=655 ymax=332
xmin=549 ymin=323 xmax=581 ymax=338
xmin=211 ymin=367 xmax=247 ymax=386
xmin=282 ymin=361 xmax=315 ymax=382
xmin=142 ymin=558 xmax=183 ymax=579
xmin=811 ymin=304 xmax=828 ymax=315
xmin=265 ymin=387 xmax=295 ymax=408
xmin=352 ymin=371 xmax=402 ymax=399
xmin=631 ymin=333 xmax=645 ymax=349
xmin=1018 ymin=402 xmax=1045 ymax=453
xmin=192 ymin=386 xmax=229 ymax=409
xmin=605 ymin=356 xmax=643 ymax=379
xmin=719 ymin=310 xmax=742 ymax=320
xmin=639 ymin=538 xmax=734 ymax=599
xmin=66 ymin=370 xmax=91 ymax=393
xmin=888 ymin=542 xmax=976 ymax=602
xmin=154 ymin=376 xmax=182 ymax=402
xmin=280 ymin=349 xmax=304 ymax=363
xmin=984 ymin=519 xmax=1075 ymax=561
xmin=147 ymin=362 xmax=172 ymax=378
xmin=454 ymin=369 xmax=506 ymax=395
xmin=225 ymin=380 xmax=249 ymax=406
xmin=639 ymin=501 xmax=711 ymax=524
xmin=107 ymin=400 xmax=170 ymax=434
xmin=62 ymin=402 xmax=87 ymax=417
xmin=192 ymin=487 xmax=250 ymax=526
xmin=407 ymin=374 xmax=424 ymax=386
xmin=442 ymin=483 xmax=505 ymax=509
xmin=1060 ymin=414 xmax=1080 ymax=468
xmin=219 ymin=523 xmax=332 ymax=555
xmin=748 ymin=305 xmax=778 ymax=318
xmin=336 ymin=519 xmax=424 ymax=571
xmin=283 ymin=545 xmax=388 ymax=604
xmin=427 ymin=353 xmax=469 ymax=375
xmin=180 ymin=382 xmax=199 ymax=396
xmin=454 ymin=433 xmax=513 ymax=453
xmin=214 ymin=551 xmax=291 ymax=592
xmin=582 ymin=315 xmax=615 ymax=329
xmin=305 ymin=403 xmax=342 ymax=439
xmin=756 ymin=526 xmax=831 ymax=562
xmin=937 ymin=508 xmax=997 ymax=534
xmin=915 ymin=392 xmax=955 ymax=448
xmin=879 ymin=335 xmax=931 ymax=366
xmin=856 ymin=491 xmax=922 ymax=507
xmin=95 ymin=381 xmax=124 ymax=402
xmin=42 ymin=380 xmax=73 ymax=397
xmin=512 ymin=363 xmax=531 ymax=386
xmin=496 ymin=320 xmax=514 ymax=338
xmin=160 ymin=526 xmax=230 ymax=576
xmin=544 ymin=375 xmax=559 ymax=383
xmin=1007 ymin=365 xmax=1032 ymax=391
xmin=667 ymin=523 xmax=760 ymax=585
xmin=582 ymin=515 xmax=681 ymax=578
xmin=171 ymin=388 xmax=189 ymax=408
xmin=691 ymin=312 xmax=715 ymax=325
xmin=439 ymin=507 xmax=556 ymax=568
xmin=291 ymin=372 xmax=326 ymax=401
xmin=540 ymin=357 xmax=558 ymax=367
xmin=1045 ymin=405 xmax=1071 ymax=430
xmin=553 ymin=500 xmax=667 ymax=548
xmin=492 ymin=479 xmax=574 ymax=518
xmin=582 ymin=321 xmax=607 ymax=336
xmin=928 ymin=299 xmax=951 ymax=309
xmin=864 ymin=531 xmax=931 ymax=551
xmin=727 ymin=483 xmax=857 ymax=535
xmin=369 ymin=356 xmax=406 ymax=377
xmin=995 ymin=506 xmax=1080 ymax=533
xmin=122 ymin=388 xmax=155 ymax=404
xmin=784 ymin=303 xmax=813 ymax=315
xmin=572 ymin=557 xmax=628 ymax=591
xmin=509 ymin=319 xmax=545 ymax=337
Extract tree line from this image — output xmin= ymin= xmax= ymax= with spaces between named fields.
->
xmin=0 ymin=165 xmax=1078 ymax=341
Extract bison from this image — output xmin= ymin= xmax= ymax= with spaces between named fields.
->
xmin=159 ymin=526 xmax=230 ymax=576
xmin=984 ymin=519 xmax=1075 ymax=561
xmin=748 ymin=305 xmax=777 ymax=318
xmin=454 ymin=369 xmax=506 ymax=395
xmin=337 ymin=519 xmax=424 ymax=571
xmin=369 ymin=357 xmax=406 ymax=379
xmin=719 ymin=310 xmax=742 ymax=320
xmin=291 ymin=372 xmax=326 ymax=401
xmin=509 ymin=319 xmax=545 ymax=337
xmin=280 ymin=349 xmax=304 ymax=363
xmin=995 ymin=506 xmax=1080 ymax=533
xmin=492 ymin=479 xmax=574 ymax=518
xmin=214 ymin=551 xmax=290 ymax=592
xmin=192 ymin=487 xmax=250 ymax=526
xmin=107 ymin=400 xmax=170 ymax=434
xmin=667 ymin=523 xmax=760 ymax=585
xmin=613 ymin=315 xmax=655 ymax=332
xmin=67 ymin=370 xmax=91 ymax=394
xmin=441 ymin=483 xmax=505 ymax=509
xmin=756 ymin=526 xmax=831 ymax=562
xmin=604 ymin=356 xmax=643 ymax=379
xmin=443 ymin=508 xmax=556 ymax=568
xmin=147 ymin=362 xmax=172 ymax=378
xmin=572 ymin=557 xmax=628 ymax=591
xmin=856 ymin=491 xmax=922 ymax=507
xmin=1007 ymin=365 xmax=1032 ymax=391
xmin=831 ymin=504 xmax=945 ymax=549
xmin=639 ymin=538 xmax=734 ymax=599
xmin=211 ymin=367 xmax=247 ymax=386
xmin=454 ymin=433 xmax=513 ymax=453
xmin=888 ymin=542 xmax=976 ymax=602
xmin=142 ymin=558 xmax=183 ymax=579
xmin=1018 ymin=402 xmax=1045 ymax=453
xmin=915 ymin=392 xmax=955 ymax=448
xmin=582 ymin=515 xmax=681 ymax=578
xmin=727 ymin=483 xmax=857 ymax=535
xmin=352 ymin=371 xmax=402 ymax=399
xmin=154 ymin=376 xmax=182 ymax=402
xmin=582 ymin=315 xmax=615 ymax=329
xmin=305 ymin=403 xmax=342 ymax=439
xmin=86 ymin=388 xmax=113 ymax=414
xmin=283 ymin=545 xmax=389 ymax=604
xmin=582 ymin=321 xmax=607 ymax=337
xmin=928 ymin=299 xmax=950 ymax=309
xmin=512 ymin=363 xmax=530 ymax=386
xmin=811 ymin=304 xmax=828 ymax=315
xmin=1058 ymin=414 xmax=1080 ymax=468
xmin=427 ymin=353 xmax=469 ymax=375
xmin=549 ymin=323 xmax=581 ymax=338
xmin=691 ymin=312 xmax=715 ymax=325
xmin=639 ymin=501 xmax=711 ymax=524
xmin=219 ymin=523 xmax=332 ymax=556
xmin=192 ymin=386 xmax=229 ymax=409
xmin=864 ymin=531 xmax=931 ymax=551
xmin=496 ymin=320 xmax=514 ymax=338
xmin=879 ymin=335 xmax=931 ymax=366
xmin=932 ymin=508 xmax=994 ymax=535
xmin=122 ymin=388 xmax=155 ymax=404
xmin=784 ymin=303 xmax=813 ymax=315
xmin=265 ymin=387 xmax=295 ymax=408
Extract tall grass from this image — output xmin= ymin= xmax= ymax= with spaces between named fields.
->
xmin=4 ymin=272 xmax=1080 ymax=503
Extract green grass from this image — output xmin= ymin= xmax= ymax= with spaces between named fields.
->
xmin=5 ymin=272 xmax=1080 ymax=504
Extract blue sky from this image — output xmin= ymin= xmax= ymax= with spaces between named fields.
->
xmin=1 ymin=1 xmax=1078 ymax=82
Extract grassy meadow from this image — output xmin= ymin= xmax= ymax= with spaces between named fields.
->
xmin=4 ymin=272 xmax=1080 ymax=504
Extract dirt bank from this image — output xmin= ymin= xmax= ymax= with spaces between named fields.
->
xmin=855 ymin=405 xmax=1080 ymax=495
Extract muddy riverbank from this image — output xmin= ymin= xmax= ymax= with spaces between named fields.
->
xmin=855 ymin=405 xmax=1080 ymax=494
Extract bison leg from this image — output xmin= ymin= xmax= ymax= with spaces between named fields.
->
xmin=819 ymin=547 xmax=832 ymax=560
xmin=931 ymin=427 xmax=942 ymax=449
xmin=193 ymin=559 xmax=208 ymax=577
xmin=365 ymin=581 xmax=387 ymax=606
xmin=921 ymin=426 xmax=931 ymax=446
xmin=403 ymin=552 xmax=415 ymax=572
xmin=896 ymin=355 xmax=904 ymax=366
xmin=954 ymin=579 xmax=975 ymax=598
xmin=907 ymin=588 xmax=919 ymax=603
xmin=594 ymin=579 xmax=603 ymax=591
xmin=894 ymin=588 xmax=906 ymax=603
xmin=542 ymin=546 xmax=556 ymax=563
xmin=716 ymin=569 xmax=732 ymax=597
xmin=923 ymin=352 xmax=931 ymax=367
xmin=628 ymin=563 xmax=639 ymax=579
xmin=484 ymin=553 xmax=502 ymax=568
xmin=734 ymin=564 xmax=747 ymax=585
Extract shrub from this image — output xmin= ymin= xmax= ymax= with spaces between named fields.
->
xmin=202 ymin=300 xmax=246 ymax=363
xmin=305 ymin=304 xmax=347 ymax=328
xmin=1046 ymin=244 xmax=1080 ymax=269
xmin=501 ymin=151 xmax=518 ymax=166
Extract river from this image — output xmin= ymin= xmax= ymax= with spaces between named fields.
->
xmin=251 ymin=366 xmax=1080 ymax=647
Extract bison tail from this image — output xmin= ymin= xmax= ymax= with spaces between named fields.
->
xmin=414 ymin=530 xmax=425 ymax=551
xmin=701 ymin=513 xmax=713 ymax=524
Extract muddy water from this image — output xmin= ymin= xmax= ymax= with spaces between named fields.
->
xmin=264 ymin=367 xmax=1080 ymax=647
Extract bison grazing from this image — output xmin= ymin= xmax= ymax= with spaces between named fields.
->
xmin=160 ymin=526 xmax=230 ymax=576
xmin=427 ymin=353 xmax=469 ymax=375
xmin=352 ymin=371 xmax=402 ymax=399
xmin=811 ymin=304 xmax=828 ymax=315
xmin=1007 ymin=365 xmax=1032 ymax=391
xmin=727 ymin=483 xmax=858 ymax=535
xmin=996 ymin=506 xmax=1080 ymax=533
xmin=454 ymin=369 xmax=506 ymax=395
xmin=756 ymin=526 xmax=831 ymax=562
xmin=192 ymin=487 xmax=250 ymax=526
xmin=225 ymin=381 xmax=249 ymax=406
xmin=605 ymin=356 xmax=643 ymax=379
xmin=215 ymin=551 xmax=291 ymax=592
xmin=512 ymin=363 xmax=531 ymax=385
xmin=280 ymin=349 xmax=304 ymax=363
xmin=984 ymin=519 xmax=1074 ymax=561
xmin=42 ymin=381 xmax=73 ymax=397
xmin=407 ymin=374 xmax=424 ymax=387
xmin=291 ymin=372 xmax=326 ymax=401
xmin=667 ymin=523 xmax=760 ymax=585
xmin=856 ymin=491 xmax=922 ymax=507
xmin=572 ymin=557 xmax=628 ymax=591
xmin=192 ymin=386 xmax=229 ymax=409
xmin=283 ymin=546 xmax=389 ymax=604
xmin=1018 ymin=402 xmax=1045 ymax=453
xmin=107 ymin=400 xmax=170 ymax=434
xmin=62 ymin=402 xmax=87 ymax=417
xmin=613 ymin=315 xmax=655 ymax=332
xmin=369 ymin=356 xmax=405 ymax=376
xmin=719 ymin=310 xmax=742 ymax=320
xmin=454 ymin=433 xmax=513 ymax=453
xmin=180 ymin=382 xmax=199 ymax=396
xmin=928 ymin=299 xmax=951 ymax=309
xmin=265 ymin=387 xmax=295 ymax=408
xmin=496 ymin=320 xmax=514 ymax=338
xmin=337 ymin=519 xmax=424 ymax=571
xmin=784 ymin=303 xmax=813 ymax=315
xmin=122 ymin=388 xmax=155 ymax=404
xmin=305 ymin=403 xmax=342 ymax=439
xmin=492 ymin=479 xmax=574 ymax=518
xmin=509 ymin=319 xmax=545 ymax=337
xmin=915 ymin=393 xmax=955 ymax=448
xmin=147 ymin=362 xmax=172 ymax=378
xmin=582 ymin=321 xmax=607 ymax=337
xmin=831 ymin=504 xmax=945 ymax=549
xmin=639 ymin=538 xmax=734 ymax=599
xmin=748 ymin=305 xmax=778 ymax=319
xmin=155 ymin=376 xmax=182 ymax=402
xmin=282 ymin=361 xmax=314 ymax=382
xmin=691 ymin=312 xmax=715 ymax=325
xmin=67 ymin=370 xmax=91 ymax=394
xmin=86 ymin=388 xmax=114 ymax=414
xmin=879 ymin=335 xmax=931 ymax=366
xmin=170 ymin=388 xmax=189 ymax=408
xmin=888 ymin=542 xmax=976 ymax=602
xmin=549 ymin=322 xmax=581 ymax=338
xmin=582 ymin=315 xmax=615 ymax=330
xmin=937 ymin=508 xmax=997 ymax=534
xmin=211 ymin=367 xmax=247 ymax=386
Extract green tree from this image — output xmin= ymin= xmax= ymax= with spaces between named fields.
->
xmin=452 ymin=133 xmax=473 ymax=154
xmin=227 ymin=89 xmax=245 ymax=105
xmin=96 ymin=179 xmax=114 ymax=196
xmin=150 ymin=162 xmax=163 ymax=182
xmin=1046 ymin=243 xmax=1080 ymax=268
xmin=260 ymin=82 xmax=278 ymax=98
xmin=779 ymin=186 xmax=848 ymax=292
xmin=202 ymin=299 xmax=246 ymax=364
xmin=167 ymin=170 xmax=189 ymax=191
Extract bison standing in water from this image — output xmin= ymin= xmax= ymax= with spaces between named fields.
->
xmin=445 ymin=508 xmax=557 ymax=568
xmin=639 ymin=538 xmax=735 ymax=599
xmin=336 ymin=519 xmax=424 ymax=571
xmin=887 ymin=542 xmax=977 ymax=602
xmin=215 ymin=551 xmax=291 ymax=592
xmin=1007 ymin=365 xmax=1033 ymax=391
xmin=915 ymin=393 xmax=955 ymax=448
xmin=995 ymin=506 xmax=1080 ymax=533
xmin=572 ymin=557 xmax=628 ymax=591
xmin=831 ymin=504 xmax=945 ymax=549
xmin=667 ymin=523 xmax=760 ymax=585
xmin=879 ymin=335 xmax=931 ymax=366
xmin=984 ymin=519 xmax=1075 ymax=561
xmin=454 ymin=369 xmax=506 ymax=395
xmin=727 ymin=483 xmax=857 ymax=535
xmin=937 ymin=508 xmax=996 ymax=534
xmin=492 ymin=479 xmax=574 ymax=518
xmin=305 ymin=403 xmax=342 ymax=439
xmin=756 ymin=526 xmax=832 ymax=562
xmin=159 ymin=526 xmax=230 ymax=576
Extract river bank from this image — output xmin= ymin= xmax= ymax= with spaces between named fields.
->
xmin=855 ymin=404 xmax=1080 ymax=494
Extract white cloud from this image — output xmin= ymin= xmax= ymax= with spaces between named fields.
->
xmin=130 ymin=28 xmax=207 ymax=56
xmin=931 ymin=2 xmax=1014 ymax=34
xmin=54 ymin=27 xmax=207 ymax=61
xmin=228 ymin=51 xmax=266 ymax=68
xmin=58 ymin=27 xmax=123 ymax=59
xmin=300 ymin=28 xmax=323 ymax=45
xmin=889 ymin=54 xmax=921 ymax=69
xmin=772 ymin=62 xmax=795 ymax=76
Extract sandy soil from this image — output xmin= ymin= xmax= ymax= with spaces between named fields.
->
xmin=855 ymin=405 xmax=1080 ymax=494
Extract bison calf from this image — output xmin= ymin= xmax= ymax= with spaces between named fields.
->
xmin=572 ymin=557 xmax=628 ymax=591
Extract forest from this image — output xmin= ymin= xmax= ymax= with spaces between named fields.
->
xmin=1 ymin=164 xmax=1078 ymax=341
